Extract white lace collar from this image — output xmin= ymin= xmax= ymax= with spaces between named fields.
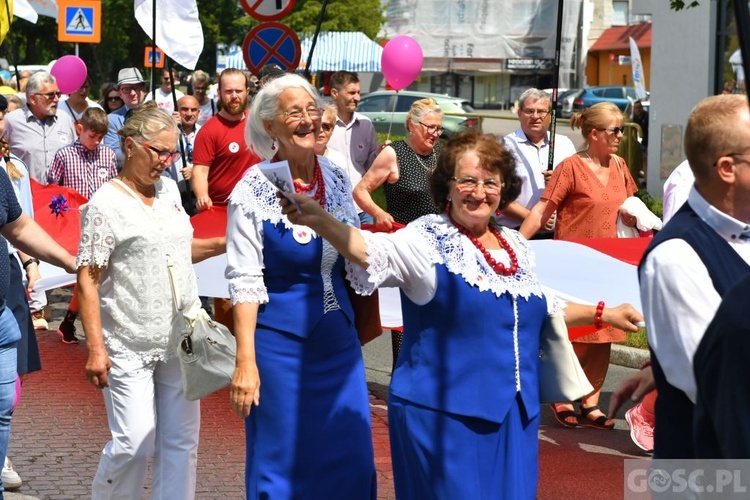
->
xmin=410 ymin=214 xmax=546 ymax=300
xmin=229 ymin=155 xmax=359 ymax=229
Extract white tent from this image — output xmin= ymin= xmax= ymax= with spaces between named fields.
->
xmin=217 ymin=32 xmax=383 ymax=75
xmin=299 ymin=32 xmax=383 ymax=73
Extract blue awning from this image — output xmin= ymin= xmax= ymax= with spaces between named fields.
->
xmin=300 ymin=32 xmax=382 ymax=73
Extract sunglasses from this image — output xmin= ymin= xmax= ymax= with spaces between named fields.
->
xmin=107 ymin=96 xmax=123 ymax=102
xmin=600 ymin=127 xmax=625 ymax=135
xmin=34 ymin=91 xmax=62 ymax=100
xmin=321 ymin=123 xmax=334 ymax=132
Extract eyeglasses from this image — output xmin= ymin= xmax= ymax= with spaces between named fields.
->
xmin=713 ymin=151 xmax=750 ymax=167
xmin=107 ymin=96 xmax=122 ymax=102
xmin=522 ymin=108 xmax=550 ymax=118
xmin=321 ymin=123 xmax=334 ymax=132
xmin=599 ymin=127 xmax=625 ymax=135
xmin=119 ymin=85 xmax=144 ymax=94
xmin=34 ymin=91 xmax=62 ymax=100
xmin=451 ymin=176 xmax=504 ymax=194
xmin=418 ymin=122 xmax=444 ymax=135
xmin=139 ymin=142 xmax=180 ymax=163
xmin=280 ymin=107 xmax=322 ymax=122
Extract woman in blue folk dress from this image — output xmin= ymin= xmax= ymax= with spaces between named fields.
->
xmin=225 ymin=74 xmax=376 ymax=499
xmin=281 ymin=132 xmax=643 ymax=499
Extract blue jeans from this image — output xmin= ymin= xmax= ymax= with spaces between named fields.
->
xmin=0 ymin=307 xmax=20 ymax=497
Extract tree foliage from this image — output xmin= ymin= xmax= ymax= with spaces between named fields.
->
xmin=1 ymin=0 xmax=384 ymax=96
xmin=670 ymin=1 xmax=701 ymax=10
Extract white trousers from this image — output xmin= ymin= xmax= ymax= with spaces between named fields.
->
xmin=92 ymin=354 xmax=200 ymax=500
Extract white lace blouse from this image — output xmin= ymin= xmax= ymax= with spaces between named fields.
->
xmin=226 ymin=156 xmax=359 ymax=305
xmin=76 ymin=179 xmax=200 ymax=363
xmin=347 ymin=213 xmax=565 ymax=313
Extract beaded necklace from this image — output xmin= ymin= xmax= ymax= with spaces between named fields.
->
xmin=448 ymin=213 xmax=519 ymax=276
xmin=291 ymin=156 xmax=326 ymax=208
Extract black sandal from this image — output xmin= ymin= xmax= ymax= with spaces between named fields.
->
xmin=579 ymin=405 xmax=615 ymax=430
xmin=549 ymin=404 xmax=579 ymax=428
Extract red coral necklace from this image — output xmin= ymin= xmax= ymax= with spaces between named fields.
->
xmin=448 ymin=214 xmax=519 ymax=276
xmin=274 ymin=155 xmax=326 ymax=208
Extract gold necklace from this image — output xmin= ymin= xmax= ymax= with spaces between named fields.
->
xmin=412 ymin=145 xmax=437 ymax=172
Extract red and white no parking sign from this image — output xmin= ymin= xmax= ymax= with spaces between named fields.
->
xmin=240 ymin=0 xmax=297 ymax=22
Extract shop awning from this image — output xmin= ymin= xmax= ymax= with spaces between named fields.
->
xmin=300 ymin=32 xmax=383 ymax=73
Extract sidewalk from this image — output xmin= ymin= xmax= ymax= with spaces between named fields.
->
xmin=5 ymin=288 xmax=396 ymax=499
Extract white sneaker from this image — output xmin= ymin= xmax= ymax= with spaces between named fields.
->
xmin=2 ymin=456 xmax=22 ymax=489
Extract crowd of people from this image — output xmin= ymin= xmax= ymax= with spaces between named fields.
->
xmin=0 ymin=56 xmax=742 ymax=500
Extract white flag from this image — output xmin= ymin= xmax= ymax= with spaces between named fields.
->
xmin=133 ymin=0 xmax=204 ymax=70
xmin=14 ymin=0 xmax=39 ymax=24
xmin=27 ymin=0 xmax=57 ymax=20
xmin=629 ymin=36 xmax=648 ymax=100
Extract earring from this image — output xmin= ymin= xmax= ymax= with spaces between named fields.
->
xmin=495 ymin=208 xmax=502 ymax=216
xmin=445 ymin=200 xmax=451 ymax=212
xmin=270 ymin=139 xmax=276 ymax=151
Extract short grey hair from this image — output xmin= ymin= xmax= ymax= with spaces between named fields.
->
xmin=246 ymin=74 xmax=323 ymax=160
xmin=25 ymin=71 xmax=56 ymax=99
xmin=518 ymin=88 xmax=551 ymax=109
xmin=406 ymin=97 xmax=443 ymax=126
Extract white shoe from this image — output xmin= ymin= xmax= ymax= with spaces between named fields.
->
xmin=31 ymin=310 xmax=48 ymax=331
xmin=2 ymin=456 xmax=22 ymax=490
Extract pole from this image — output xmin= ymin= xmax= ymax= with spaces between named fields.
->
xmin=734 ymin=0 xmax=750 ymax=107
xmin=303 ymin=0 xmax=330 ymax=81
xmin=547 ymin=0 xmax=564 ymax=171
xmin=3 ymin=0 xmax=19 ymax=85
xmin=151 ymin=0 xmax=157 ymax=96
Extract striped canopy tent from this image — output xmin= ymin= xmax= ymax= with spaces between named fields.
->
xmin=300 ymin=32 xmax=383 ymax=73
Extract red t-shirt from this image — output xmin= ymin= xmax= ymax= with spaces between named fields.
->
xmin=192 ymin=112 xmax=260 ymax=206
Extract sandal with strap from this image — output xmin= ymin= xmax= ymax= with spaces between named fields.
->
xmin=579 ymin=405 xmax=615 ymax=430
xmin=549 ymin=404 xmax=579 ymax=428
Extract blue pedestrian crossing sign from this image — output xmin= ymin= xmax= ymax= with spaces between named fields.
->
xmin=57 ymin=0 xmax=101 ymax=43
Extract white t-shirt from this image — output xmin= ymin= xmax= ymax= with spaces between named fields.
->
xmin=58 ymin=96 xmax=104 ymax=121
xmin=144 ymin=87 xmax=186 ymax=115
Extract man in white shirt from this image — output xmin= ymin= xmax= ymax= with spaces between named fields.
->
xmin=499 ymin=88 xmax=576 ymax=232
xmin=164 ymin=95 xmax=200 ymax=213
xmin=638 ymin=94 xmax=750 ymax=458
xmin=144 ymin=68 xmax=185 ymax=116
xmin=326 ymin=71 xmax=378 ymax=224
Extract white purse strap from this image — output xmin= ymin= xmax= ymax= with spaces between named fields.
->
xmin=165 ymin=254 xmax=184 ymax=313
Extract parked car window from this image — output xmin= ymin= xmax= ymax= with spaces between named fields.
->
xmin=592 ymin=89 xmax=605 ymax=97
xmin=625 ymin=88 xmax=636 ymax=99
xmin=395 ymin=96 xmax=420 ymax=112
xmin=603 ymin=88 xmax=623 ymax=98
xmin=358 ymin=95 xmax=393 ymax=113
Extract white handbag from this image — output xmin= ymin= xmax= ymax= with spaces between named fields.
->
xmin=167 ymin=254 xmax=237 ymax=401
xmin=538 ymin=311 xmax=594 ymax=404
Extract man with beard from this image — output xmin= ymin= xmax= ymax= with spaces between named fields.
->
xmin=104 ymin=67 xmax=147 ymax=168
xmin=5 ymin=71 xmax=76 ymax=183
xmin=192 ymin=68 xmax=260 ymax=211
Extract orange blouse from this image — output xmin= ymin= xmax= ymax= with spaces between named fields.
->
xmin=541 ymin=153 xmax=638 ymax=240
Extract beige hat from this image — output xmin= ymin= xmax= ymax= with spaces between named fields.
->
xmin=117 ymin=67 xmax=145 ymax=86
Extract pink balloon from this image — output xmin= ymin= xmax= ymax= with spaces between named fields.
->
xmin=381 ymin=36 xmax=424 ymax=91
xmin=50 ymin=55 xmax=88 ymax=94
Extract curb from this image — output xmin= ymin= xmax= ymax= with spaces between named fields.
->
xmin=610 ymin=344 xmax=649 ymax=370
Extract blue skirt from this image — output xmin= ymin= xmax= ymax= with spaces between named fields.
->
xmin=388 ymin=393 xmax=539 ymax=500
xmin=245 ymin=310 xmax=376 ymax=499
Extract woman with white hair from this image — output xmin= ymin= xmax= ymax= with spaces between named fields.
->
xmin=226 ymin=74 xmax=376 ymax=498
